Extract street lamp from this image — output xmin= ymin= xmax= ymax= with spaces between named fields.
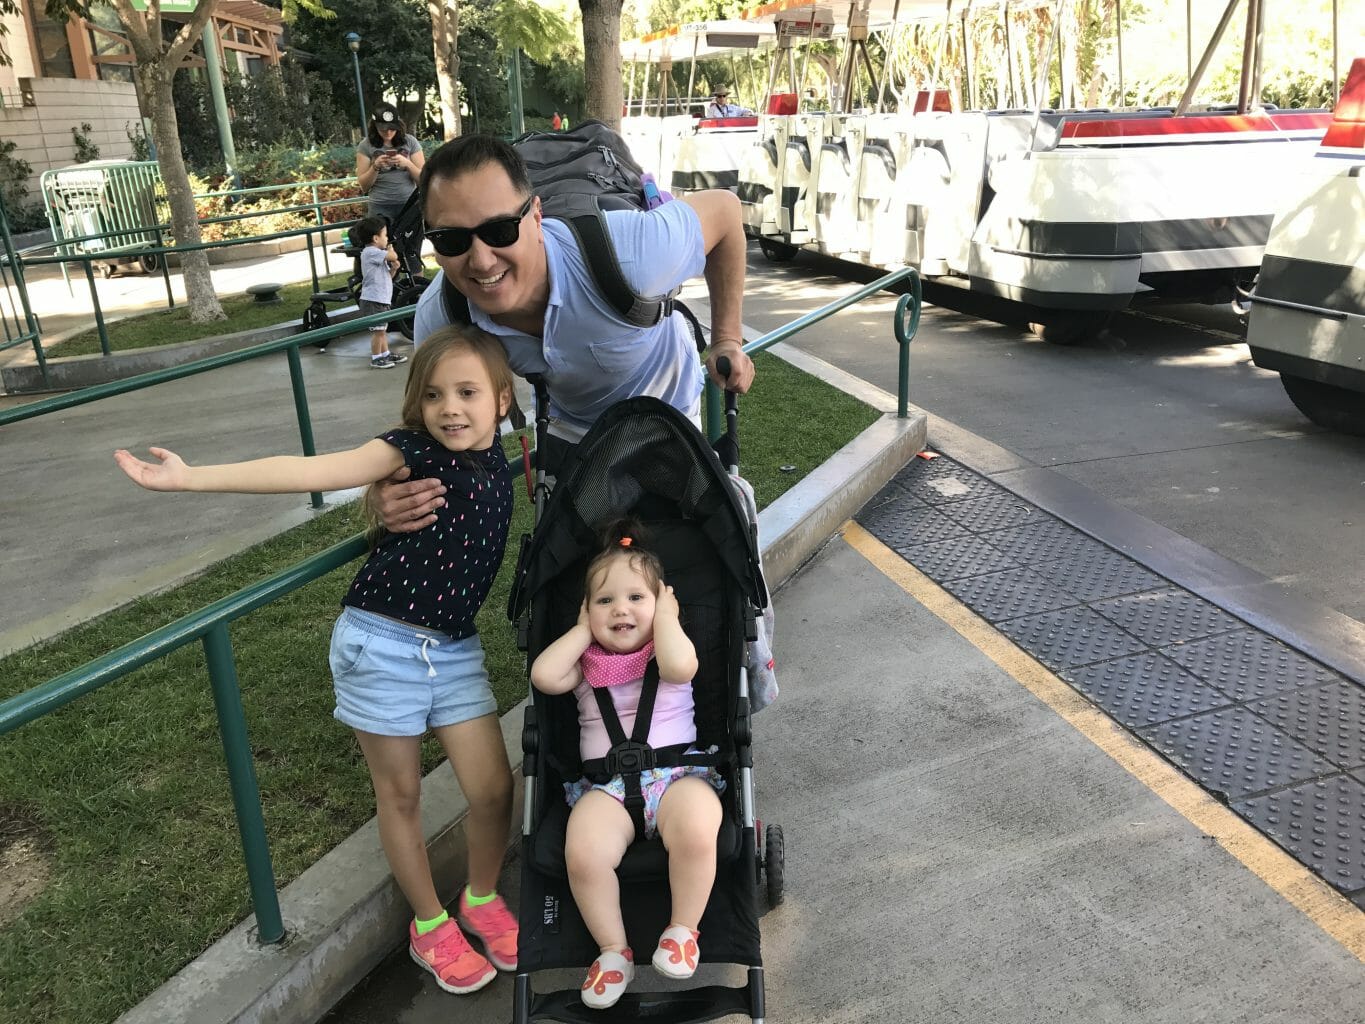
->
xmin=345 ymin=32 xmax=367 ymax=137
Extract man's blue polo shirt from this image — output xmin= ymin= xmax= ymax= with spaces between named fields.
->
xmin=413 ymin=200 xmax=707 ymax=440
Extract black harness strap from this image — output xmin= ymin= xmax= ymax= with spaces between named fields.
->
xmin=589 ymin=660 xmax=661 ymax=841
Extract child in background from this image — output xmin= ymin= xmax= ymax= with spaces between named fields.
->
xmin=353 ymin=214 xmax=407 ymax=369
xmin=114 ymin=325 xmax=519 ymax=997
xmin=530 ymin=521 xmax=724 ymax=1010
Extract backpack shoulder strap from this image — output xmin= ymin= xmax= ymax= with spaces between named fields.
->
xmin=561 ymin=211 xmax=676 ymax=329
xmin=440 ymin=272 xmax=472 ymax=324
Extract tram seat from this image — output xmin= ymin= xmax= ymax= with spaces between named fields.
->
xmin=909 ymin=90 xmax=954 ymax=114
xmin=857 ymin=139 xmax=900 ymax=265
xmin=768 ymin=92 xmax=798 ymax=115
xmin=738 ymin=136 xmax=780 ymax=234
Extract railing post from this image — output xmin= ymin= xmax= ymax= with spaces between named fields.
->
xmin=154 ymin=227 xmax=174 ymax=310
xmin=286 ymin=344 xmax=324 ymax=509
xmin=312 ymin=184 xmax=330 ymax=276
xmin=202 ymin=623 xmax=286 ymax=945
xmin=304 ymin=229 xmax=320 ymax=294
xmin=892 ymin=271 xmax=921 ymax=419
xmin=83 ymin=257 xmax=112 ymax=357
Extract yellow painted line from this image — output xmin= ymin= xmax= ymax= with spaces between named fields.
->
xmin=843 ymin=520 xmax=1365 ymax=962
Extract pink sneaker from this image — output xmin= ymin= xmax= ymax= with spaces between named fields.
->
xmin=652 ymin=924 xmax=700 ymax=979
xmin=456 ymin=890 xmax=518 ymax=971
xmin=582 ymin=948 xmax=634 ymax=1009
xmin=409 ymin=918 xmax=496 ymax=994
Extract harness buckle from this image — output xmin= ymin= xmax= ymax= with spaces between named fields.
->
xmin=604 ymin=740 xmax=656 ymax=776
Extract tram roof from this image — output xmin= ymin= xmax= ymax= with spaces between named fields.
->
xmin=622 ymin=0 xmax=1058 ymax=60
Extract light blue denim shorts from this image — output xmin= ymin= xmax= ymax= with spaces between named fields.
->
xmin=329 ymin=606 xmax=497 ymax=737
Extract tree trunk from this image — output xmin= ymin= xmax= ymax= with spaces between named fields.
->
xmin=136 ymin=61 xmax=224 ymax=323
xmin=428 ymin=0 xmax=462 ymax=139
xmin=580 ymin=0 xmax=624 ymax=129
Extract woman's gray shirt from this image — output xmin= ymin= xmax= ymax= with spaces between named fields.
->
xmin=357 ymin=133 xmax=421 ymax=210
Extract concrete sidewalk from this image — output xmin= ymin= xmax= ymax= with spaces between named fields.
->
xmin=327 ymin=528 xmax=1365 ymax=1024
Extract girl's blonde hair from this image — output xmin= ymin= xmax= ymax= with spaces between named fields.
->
xmin=364 ymin=324 xmax=515 ymax=544
xmin=583 ymin=517 xmax=664 ymax=601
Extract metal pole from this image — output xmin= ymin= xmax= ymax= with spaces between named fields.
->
xmin=201 ymin=20 xmax=240 ymax=187
xmin=1003 ymin=5 xmax=1014 ymax=108
xmin=1186 ymin=0 xmax=1193 ymax=81
xmin=286 ymin=345 xmax=324 ymax=509
xmin=894 ymin=279 xmax=920 ymax=419
xmin=508 ymin=50 xmax=525 ymax=135
xmin=1237 ymin=0 xmax=1260 ymax=112
xmin=83 ymin=258 xmax=111 ymax=356
xmin=1176 ymin=0 xmax=1242 ymax=117
xmin=203 ymin=624 xmax=286 ymax=945
xmin=350 ymin=51 xmax=366 ymax=137
xmin=304 ymin=229 xmax=320 ymax=294
xmin=1116 ymin=0 xmax=1125 ymax=107
xmin=154 ymin=227 xmax=174 ymax=310
xmin=1332 ymin=0 xmax=1340 ymax=104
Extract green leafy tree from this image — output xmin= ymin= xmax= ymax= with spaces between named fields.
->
xmin=289 ymin=0 xmax=435 ymax=134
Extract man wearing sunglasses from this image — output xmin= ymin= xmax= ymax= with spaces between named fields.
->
xmin=373 ymin=133 xmax=754 ymax=533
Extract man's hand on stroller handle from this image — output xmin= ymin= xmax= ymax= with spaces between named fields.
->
xmin=372 ymin=465 xmax=446 ymax=533
xmin=705 ymin=339 xmax=753 ymax=394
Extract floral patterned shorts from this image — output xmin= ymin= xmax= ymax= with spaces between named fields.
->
xmin=564 ymin=748 xmax=725 ymax=839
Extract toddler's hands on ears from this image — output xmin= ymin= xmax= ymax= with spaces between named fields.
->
xmin=576 ymin=598 xmax=591 ymax=629
xmin=655 ymin=580 xmax=680 ymax=620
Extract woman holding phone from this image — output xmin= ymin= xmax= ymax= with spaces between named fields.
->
xmin=355 ymin=103 xmax=426 ymax=227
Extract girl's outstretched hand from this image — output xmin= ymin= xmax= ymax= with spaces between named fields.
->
xmin=114 ymin=447 xmax=190 ymax=491
xmin=655 ymin=580 xmax=680 ymax=621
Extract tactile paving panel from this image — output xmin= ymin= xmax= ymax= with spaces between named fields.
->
xmin=1030 ymin=548 xmax=1167 ymax=603
xmin=858 ymin=500 xmax=971 ymax=549
xmin=935 ymin=490 xmax=1042 ymax=534
xmin=894 ymin=535 xmax=1021 ymax=581
xmin=1092 ymin=587 xmax=1243 ymax=647
xmin=1061 ymin=652 xmax=1232 ymax=729
xmin=1251 ymin=682 xmax=1365 ymax=771
xmin=865 ymin=477 xmax=923 ymax=512
xmin=892 ymin=458 xmax=998 ymax=505
xmin=978 ymin=518 xmax=1114 ymax=565
xmin=996 ymin=605 xmax=1148 ymax=671
xmin=1235 ymin=775 xmax=1365 ymax=893
xmin=1161 ymin=629 xmax=1344 ymax=703
xmin=943 ymin=566 xmax=1080 ymax=622
xmin=1138 ymin=706 xmax=1335 ymax=802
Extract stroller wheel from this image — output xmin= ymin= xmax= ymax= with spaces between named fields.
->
xmin=764 ymin=824 xmax=784 ymax=907
xmin=393 ymin=276 xmax=430 ymax=340
xmin=302 ymin=301 xmax=331 ymax=347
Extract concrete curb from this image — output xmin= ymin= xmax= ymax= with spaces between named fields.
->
xmin=114 ymin=359 xmax=926 ymax=1024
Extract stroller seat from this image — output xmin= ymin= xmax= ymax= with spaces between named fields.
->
xmin=509 ymin=397 xmax=775 ymax=1024
xmin=527 ymin=784 xmax=746 ymax=882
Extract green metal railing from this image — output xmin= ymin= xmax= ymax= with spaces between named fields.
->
xmin=704 ymin=265 xmax=921 ymax=436
xmin=0 ymin=304 xmax=412 ymax=507
xmin=0 ymin=197 xmax=47 ymax=386
xmin=0 ymin=267 xmax=922 ymax=947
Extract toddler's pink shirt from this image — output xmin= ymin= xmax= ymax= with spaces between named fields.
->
xmin=574 ymin=645 xmax=696 ymax=760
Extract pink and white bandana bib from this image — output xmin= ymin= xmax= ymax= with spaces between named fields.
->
xmin=581 ymin=641 xmax=655 ymax=689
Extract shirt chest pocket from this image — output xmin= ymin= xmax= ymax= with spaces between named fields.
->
xmin=586 ymin=335 xmax=645 ymax=376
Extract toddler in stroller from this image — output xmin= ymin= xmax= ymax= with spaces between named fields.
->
xmin=508 ymin=392 xmax=782 ymax=1023
xmin=303 ymin=190 xmax=429 ymax=345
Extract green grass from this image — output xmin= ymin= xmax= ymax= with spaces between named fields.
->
xmin=0 ymin=351 xmax=878 ymax=1024
xmin=53 ymin=272 xmax=355 ymax=357
xmin=55 ymin=256 xmax=436 ymax=357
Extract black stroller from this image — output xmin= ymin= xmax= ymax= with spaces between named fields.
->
xmin=302 ymin=190 xmax=429 ymax=342
xmin=506 ymin=379 xmax=784 ymax=1024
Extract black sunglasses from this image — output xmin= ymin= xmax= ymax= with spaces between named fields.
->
xmin=424 ymin=197 xmax=534 ymax=258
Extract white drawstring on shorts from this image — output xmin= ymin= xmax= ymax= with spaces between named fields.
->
xmin=417 ymin=634 xmax=440 ymax=678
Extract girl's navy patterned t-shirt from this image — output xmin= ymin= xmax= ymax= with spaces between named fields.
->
xmin=343 ymin=428 xmax=514 ymax=639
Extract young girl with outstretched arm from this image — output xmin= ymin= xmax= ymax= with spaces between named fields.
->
xmin=530 ymin=522 xmax=724 ymax=1010
xmin=114 ymin=325 xmax=520 ymax=997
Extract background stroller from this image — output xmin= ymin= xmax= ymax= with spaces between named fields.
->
xmin=302 ymin=190 xmax=429 ymax=344
xmin=507 ymin=376 xmax=784 ymax=1023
